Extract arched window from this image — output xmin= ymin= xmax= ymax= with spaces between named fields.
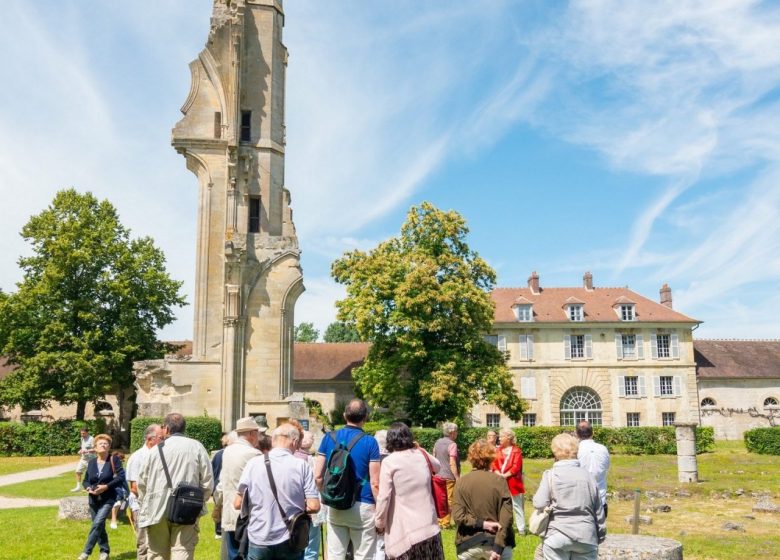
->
xmin=764 ymin=397 xmax=779 ymax=409
xmin=560 ymin=387 xmax=603 ymax=426
xmin=700 ymin=397 xmax=716 ymax=407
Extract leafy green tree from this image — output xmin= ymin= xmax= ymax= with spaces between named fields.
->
xmin=332 ymin=202 xmax=524 ymax=426
xmin=0 ymin=189 xmax=185 ymax=420
xmin=323 ymin=321 xmax=361 ymax=343
xmin=294 ymin=322 xmax=319 ymax=343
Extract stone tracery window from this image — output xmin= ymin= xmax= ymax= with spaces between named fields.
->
xmin=764 ymin=397 xmax=779 ymax=409
xmin=700 ymin=397 xmax=716 ymax=408
xmin=560 ymin=386 xmax=602 ymax=426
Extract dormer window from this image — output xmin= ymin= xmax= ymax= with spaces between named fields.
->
xmin=513 ymin=304 xmax=533 ymax=322
xmin=569 ymin=305 xmax=584 ymax=321
xmin=620 ymin=304 xmax=635 ymax=321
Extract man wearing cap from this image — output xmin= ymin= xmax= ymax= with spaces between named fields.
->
xmin=215 ymin=416 xmax=264 ymax=560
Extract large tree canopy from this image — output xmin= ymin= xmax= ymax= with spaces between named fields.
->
xmin=323 ymin=321 xmax=361 ymax=343
xmin=0 ymin=189 xmax=185 ymax=419
xmin=294 ymin=322 xmax=320 ymax=343
xmin=332 ymin=202 xmax=524 ymax=426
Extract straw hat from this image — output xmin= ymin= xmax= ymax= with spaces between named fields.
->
xmin=235 ymin=416 xmax=261 ymax=434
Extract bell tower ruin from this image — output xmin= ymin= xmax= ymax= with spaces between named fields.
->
xmin=134 ymin=0 xmax=304 ymax=429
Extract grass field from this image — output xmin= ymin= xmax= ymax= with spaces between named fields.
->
xmin=0 ymin=455 xmax=75 ymax=476
xmin=0 ymin=441 xmax=778 ymax=559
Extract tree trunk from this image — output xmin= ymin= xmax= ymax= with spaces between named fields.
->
xmin=75 ymin=400 xmax=86 ymax=421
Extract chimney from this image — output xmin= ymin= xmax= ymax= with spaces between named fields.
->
xmin=583 ymin=271 xmax=593 ymax=291
xmin=528 ymin=271 xmax=540 ymax=295
xmin=660 ymin=283 xmax=673 ymax=308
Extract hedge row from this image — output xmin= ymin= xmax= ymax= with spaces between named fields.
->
xmin=357 ymin=424 xmax=715 ymax=458
xmin=744 ymin=427 xmax=780 ymax=455
xmin=0 ymin=419 xmax=107 ymax=457
xmin=130 ymin=416 xmax=222 ymax=452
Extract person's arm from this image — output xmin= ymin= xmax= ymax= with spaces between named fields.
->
xmin=373 ymin=460 xmax=393 ymax=533
xmin=591 ymin=477 xmax=607 ymax=543
xmin=492 ymin=482 xmax=514 ymax=555
xmin=451 ymin=478 xmax=500 ymax=533
xmin=532 ymin=470 xmax=551 ymax=509
xmin=423 ymin=448 xmax=441 ymax=473
xmin=369 ymin=460 xmax=381 ymax=501
xmin=233 ymin=491 xmax=243 ymax=511
xmin=314 ymin=454 xmax=326 ymax=490
xmin=448 ymin=442 xmax=459 ymax=480
xmin=105 ymin=455 xmax=126 ymax=490
xmin=302 ymin=462 xmax=320 ymax=514
xmin=306 ymin=497 xmax=320 ymax=514
xmin=213 ymin=478 xmax=223 ymax=508
xmin=199 ymin=446 xmax=214 ymax=501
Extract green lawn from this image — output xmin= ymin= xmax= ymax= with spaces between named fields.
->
xmin=0 ymin=472 xmax=75 ymax=499
xmin=0 ymin=455 xmax=74 ymax=476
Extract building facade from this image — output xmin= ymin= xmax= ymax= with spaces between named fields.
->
xmin=134 ymin=0 xmax=304 ymax=429
xmin=475 ymin=272 xmax=701 ymax=429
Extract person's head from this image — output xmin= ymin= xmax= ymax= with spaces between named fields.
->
xmin=300 ymin=431 xmax=314 ymax=452
xmin=257 ymin=433 xmax=272 ymax=452
xmin=144 ymin=424 xmax=163 ymax=449
xmin=272 ymin=423 xmax=300 ymax=451
xmin=288 ymin=419 xmax=305 ymax=450
xmin=498 ymin=428 xmax=515 ymax=448
xmin=467 ymin=439 xmax=496 ymax=471
xmin=235 ymin=417 xmax=261 ymax=446
xmin=575 ymin=421 xmax=593 ymax=440
xmin=343 ymin=399 xmax=369 ymax=426
xmin=442 ymin=422 xmax=458 ymax=440
xmin=551 ymin=433 xmax=579 ymax=461
xmin=486 ymin=430 xmax=497 ymax=445
xmin=80 ymin=427 xmax=89 ymax=438
xmin=385 ymin=423 xmax=415 ymax=453
xmin=374 ymin=429 xmax=388 ymax=456
xmin=221 ymin=431 xmax=239 ymax=447
xmin=94 ymin=434 xmax=112 ymax=456
xmin=163 ymin=412 xmax=186 ymax=437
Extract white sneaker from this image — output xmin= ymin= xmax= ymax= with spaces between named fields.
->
xmin=77 ymin=554 xmax=88 ymax=560
xmin=99 ymin=553 xmax=109 ymax=560
xmin=215 ymin=534 xmax=222 ymax=539
xmin=71 ymin=485 xmax=82 ymax=492
xmin=110 ymin=521 xmax=117 ymax=529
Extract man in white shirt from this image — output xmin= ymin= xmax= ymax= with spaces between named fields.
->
xmin=126 ymin=424 xmax=162 ymax=559
xmin=138 ymin=413 xmax=213 ymax=560
xmin=576 ymin=420 xmax=610 ymax=517
xmin=72 ymin=428 xmax=96 ymax=492
xmin=215 ymin=417 xmax=263 ymax=560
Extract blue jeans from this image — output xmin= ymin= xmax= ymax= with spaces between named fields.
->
xmin=224 ymin=530 xmax=240 ymax=560
xmin=303 ymin=523 xmax=321 ymax=560
xmin=248 ymin=541 xmax=304 ymax=560
xmin=83 ymin=500 xmax=113 ymax=555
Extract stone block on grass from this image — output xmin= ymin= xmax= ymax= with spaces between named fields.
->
xmin=534 ymin=534 xmax=682 ymax=560
xmin=58 ymin=496 xmax=91 ymax=521
xmin=625 ymin=514 xmax=653 ymax=525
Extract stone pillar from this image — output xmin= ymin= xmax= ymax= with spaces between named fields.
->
xmin=675 ymin=421 xmax=698 ymax=483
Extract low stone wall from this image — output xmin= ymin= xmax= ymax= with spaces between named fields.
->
xmin=534 ymin=534 xmax=682 ymax=560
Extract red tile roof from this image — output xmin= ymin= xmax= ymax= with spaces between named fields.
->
xmin=491 ymin=287 xmax=698 ymax=324
xmin=695 ymin=339 xmax=780 ymax=379
xmin=293 ymin=343 xmax=371 ymax=381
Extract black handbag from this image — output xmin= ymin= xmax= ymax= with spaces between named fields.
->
xmin=158 ymin=442 xmax=205 ymax=525
xmin=234 ymin=490 xmax=251 ymax=560
xmin=264 ymin=454 xmax=312 ymax=553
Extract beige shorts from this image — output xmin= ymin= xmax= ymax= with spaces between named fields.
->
xmin=76 ymin=457 xmax=90 ymax=475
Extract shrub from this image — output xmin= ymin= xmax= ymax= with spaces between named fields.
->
xmin=744 ymin=427 xmax=780 ymax=454
xmin=0 ymin=419 xmax=107 ymax=457
xmin=130 ymin=416 xmax=223 ymax=453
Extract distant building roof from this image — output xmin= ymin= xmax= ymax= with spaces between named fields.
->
xmin=294 ymin=343 xmax=371 ymax=382
xmin=695 ymin=339 xmax=780 ymax=379
xmin=492 ymin=287 xmax=698 ymax=324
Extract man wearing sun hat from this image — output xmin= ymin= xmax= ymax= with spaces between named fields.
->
xmin=215 ymin=416 xmax=265 ymax=560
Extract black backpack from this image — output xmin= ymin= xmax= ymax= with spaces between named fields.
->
xmin=321 ymin=431 xmax=367 ymax=510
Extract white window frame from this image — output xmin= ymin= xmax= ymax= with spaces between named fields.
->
xmin=626 ymin=412 xmax=640 ymax=427
xmin=662 ymin=412 xmax=676 ymax=426
xmin=513 ymin=304 xmax=533 ymax=322
xmin=700 ymin=397 xmax=717 ymax=408
xmin=518 ymin=334 xmax=534 ymax=361
xmin=523 ymin=413 xmax=537 ymax=427
xmin=620 ymin=304 xmax=636 ymax=321
xmin=764 ymin=397 xmax=780 ymax=410
xmin=654 ymin=375 xmax=681 ymax=397
xmin=520 ymin=376 xmax=537 ymax=399
xmin=564 ymin=333 xmax=592 ymax=360
xmin=618 ymin=375 xmax=646 ymax=398
xmin=486 ymin=413 xmax=501 ymax=428
xmin=651 ymin=332 xmax=679 ymax=360
xmin=616 ymin=333 xmax=644 ymax=360
xmin=568 ymin=304 xmax=584 ymax=322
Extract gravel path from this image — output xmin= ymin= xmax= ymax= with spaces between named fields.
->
xmin=0 ymin=461 xmax=79 ymax=509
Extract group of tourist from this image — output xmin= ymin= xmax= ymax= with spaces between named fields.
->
xmin=73 ymin=402 xmax=611 ymax=560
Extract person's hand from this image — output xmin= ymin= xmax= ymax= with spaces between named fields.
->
xmin=482 ymin=520 xmax=501 ymax=534
xmin=375 ymin=526 xmax=385 ymax=535
xmin=489 ymin=551 xmax=501 ymax=560
xmin=91 ymin=484 xmax=108 ymax=495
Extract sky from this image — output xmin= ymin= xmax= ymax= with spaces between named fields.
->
xmin=1 ymin=0 xmax=779 ymax=341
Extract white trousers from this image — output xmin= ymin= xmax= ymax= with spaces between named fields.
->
xmin=457 ymin=545 xmax=513 ymax=560
xmin=542 ymin=531 xmax=598 ymax=560
xmin=512 ymin=493 xmax=526 ymax=535
xmin=327 ymin=502 xmax=377 ymax=560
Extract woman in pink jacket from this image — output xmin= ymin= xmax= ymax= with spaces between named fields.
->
xmin=374 ymin=423 xmax=445 ymax=560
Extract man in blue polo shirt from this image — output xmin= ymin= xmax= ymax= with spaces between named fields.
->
xmin=315 ymin=399 xmax=380 ymax=560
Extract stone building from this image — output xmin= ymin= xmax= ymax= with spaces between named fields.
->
xmin=134 ymin=0 xmax=304 ymax=429
xmin=695 ymin=339 xmax=780 ymax=439
xmin=475 ymin=272 xmax=701 ymax=429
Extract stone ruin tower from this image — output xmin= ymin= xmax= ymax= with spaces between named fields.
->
xmin=134 ymin=0 xmax=304 ymax=429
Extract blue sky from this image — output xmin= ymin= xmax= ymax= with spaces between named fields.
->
xmin=1 ymin=1 xmax=779 ymax=341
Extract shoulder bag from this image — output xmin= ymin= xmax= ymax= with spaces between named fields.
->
xmin=158 ymin=442 xmax=205 ymax=525
xmin=529 ymin=470 xmax=556 ymax=537
xmin=264 ymin=453 xmax=312 ymax=553
xmin=421 ymin=448 xmax=449 ymax=519
xmin=234 ymin=490 xmax=252 ymax=560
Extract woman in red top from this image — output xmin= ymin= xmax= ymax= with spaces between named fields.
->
xmin=491 ymin=428 xmax=526 ymax=535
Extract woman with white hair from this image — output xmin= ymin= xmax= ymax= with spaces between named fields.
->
xmin=532 ymin=433 xmax=606 ymax=560
xmin=491 ymin=428 xmax=526 ymax=535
